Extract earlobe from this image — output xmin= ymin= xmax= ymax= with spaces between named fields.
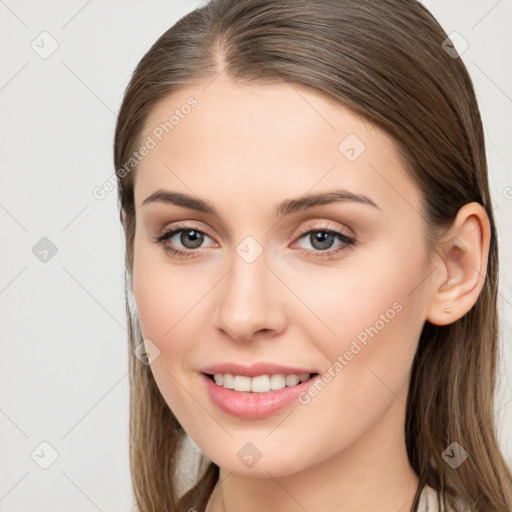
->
xmin=426 ymin=202 xmax=491 ymax=326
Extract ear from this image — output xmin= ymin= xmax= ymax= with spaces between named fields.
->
xmin=426 ymin=202 xmax=491 ymax=326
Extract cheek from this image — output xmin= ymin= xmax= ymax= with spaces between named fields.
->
xmin=303 ymin=240 xmax=428 ymax=394
xmin=132 ymin=264 xmax=170 ymax=342
xmin=132 ymin=253 xmax=201 ymax=414
xmin=290 ymin=257 xmax=427 ymax=459
xmin=132 ymin=240 xmax=204 ymax=343
xmin=295 ymin=249 xmax=425 ymax=346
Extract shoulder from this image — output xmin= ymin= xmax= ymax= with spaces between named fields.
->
xmin=418 ymin=485 xmax=473 ymax=512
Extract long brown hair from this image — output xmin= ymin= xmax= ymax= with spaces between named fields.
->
xmin=114 ymin=1 xmax=512 ymax=510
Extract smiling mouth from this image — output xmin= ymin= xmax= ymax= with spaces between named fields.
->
xmin=203 ymin=372 xmax=320 ymax=393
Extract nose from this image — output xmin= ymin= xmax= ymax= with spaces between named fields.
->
xmin=214 ymin=247 xmax=286 ymax=343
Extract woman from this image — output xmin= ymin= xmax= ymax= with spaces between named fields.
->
xmin=113 ymin=0 xmax=512 ymax=510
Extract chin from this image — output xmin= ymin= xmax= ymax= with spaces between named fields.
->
xmin=200 ymin=444 xmax=312 ymax=478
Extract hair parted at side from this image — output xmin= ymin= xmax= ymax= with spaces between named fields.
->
xmin=113 ymin=1 xmax=512 ymax=511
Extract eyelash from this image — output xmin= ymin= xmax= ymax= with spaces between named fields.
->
xmin=151 ymin=223 xmax=356 ymax=260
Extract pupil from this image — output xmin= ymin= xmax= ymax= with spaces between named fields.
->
xmin=311 ymin=232 xmax=333 ymax=250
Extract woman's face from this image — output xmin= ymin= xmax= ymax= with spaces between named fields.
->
xmin=132 ymin=78 xmax=433 ymax=477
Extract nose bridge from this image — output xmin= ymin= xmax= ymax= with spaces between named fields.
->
xmin=215 ymin=241 xmax=284 ymax=341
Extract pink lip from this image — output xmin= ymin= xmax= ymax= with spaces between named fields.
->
xmin=200 ymin=361 xmax=318 ymax=378
xmin=201 ymin=372 xmax=321 ymax=420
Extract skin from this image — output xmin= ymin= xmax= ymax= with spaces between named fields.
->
xmin=131 ymin=77 xmax=490 ymax=512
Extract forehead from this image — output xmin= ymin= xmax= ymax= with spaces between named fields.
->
xmin=140 ymin=78 xmax=377 ymax=152
xmin=133 ymin=77 xmax=420 ymax=217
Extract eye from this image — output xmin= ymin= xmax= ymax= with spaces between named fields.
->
xmin=151 ymin=225 xmax=216 ymax=259
xmin=151 ymin=222 xmax=356 ymax=260
xmin=293 ymin=224 xmax=356 ymax=259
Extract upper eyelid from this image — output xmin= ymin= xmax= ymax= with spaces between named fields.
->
xmin=295 ymin=221 xmax=353 ymax=238
xmin=162 ymin=222 xmax=350 ymax=236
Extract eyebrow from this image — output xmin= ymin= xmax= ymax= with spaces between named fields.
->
xmin=141 ymin=188 xmax=380 ymax=216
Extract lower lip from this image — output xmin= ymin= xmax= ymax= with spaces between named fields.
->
xmin=201 ymin=373 xmax=320 ymax=419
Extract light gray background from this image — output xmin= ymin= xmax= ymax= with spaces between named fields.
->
xmin=0 ymin=1 xmax=510 ymax=510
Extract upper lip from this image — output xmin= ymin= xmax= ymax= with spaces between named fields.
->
xmin=201 ymin=362 xmax=319 ymax=377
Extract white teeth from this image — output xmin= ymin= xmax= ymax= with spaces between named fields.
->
xmin=222 ymin=374 xmax=234 ymax=389
xmin=212 ymin=373 xmax=312 ymax=392
xmin=270 ymin=374 xmax=286 ymax=390
xmin=233 ymin=375 xmax=252 ymax=392
xmin=251 ymin=375 xmax=270 ymax=393
xmin=285 ymin=374 xmax=300 ymax=386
